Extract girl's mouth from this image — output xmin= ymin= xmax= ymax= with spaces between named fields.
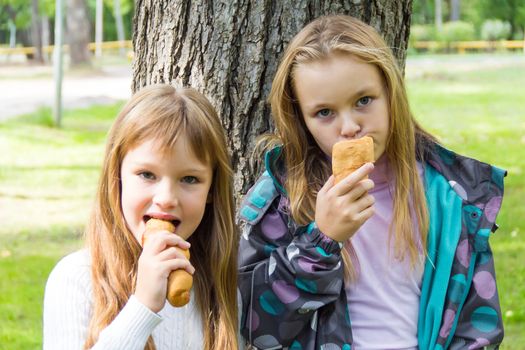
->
xmin=143 ymin=215 xmax=181 ymax=229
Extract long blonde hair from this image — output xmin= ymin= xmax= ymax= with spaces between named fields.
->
xmin=267 ymin=15 xmax=434 ymax=275
xmin=84 ymin=84 xmax=238 ymax=349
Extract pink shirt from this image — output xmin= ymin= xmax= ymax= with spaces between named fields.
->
xmin=345 ymin=156 xmax=424 ymax=349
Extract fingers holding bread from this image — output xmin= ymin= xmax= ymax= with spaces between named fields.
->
xmin=142 ymin=218 xmax=194 ymax=308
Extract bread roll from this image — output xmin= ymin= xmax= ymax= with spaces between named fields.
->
xmin=143 ymin=218 xmax=193 ymax=307
xmin=332 ymin=136 xmax=374 ymax=183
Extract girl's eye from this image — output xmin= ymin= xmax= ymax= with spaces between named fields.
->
xmin=357 ymin=96 xmax=372 ymax=107
xmin=138 ymin=171 xmax=156 ymax=180
xmin=182 ymin=176 xmax=199 ymax=184
xmin=315 ymin=108 xmax=334 ymax=119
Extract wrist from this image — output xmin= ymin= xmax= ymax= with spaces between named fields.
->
xmin=314 ymin=221 xmax=344 ymax=243
xmin=134 ymin=291 xmax=162 ymax=314
xmin=308 ymin=221 xmax=345 ymax=249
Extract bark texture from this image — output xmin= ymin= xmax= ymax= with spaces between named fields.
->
xmin=132 ymin=0 xmax=413 ymax=196
xmin=31 ymin=0 xmax=44 ymax=63
xmin=66 ymin=0 xmax=92 ymax=66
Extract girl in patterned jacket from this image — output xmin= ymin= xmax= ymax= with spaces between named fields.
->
xmin=238 ymin=15 xmax=505 ymax=350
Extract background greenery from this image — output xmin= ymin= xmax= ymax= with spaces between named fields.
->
xmin=0 ymin=0 xmax=134 ymax=43
xmin=411 ymin=0 xmax=525 ymax=40
xmin=1 ymin=53 xmax=524 ymax=348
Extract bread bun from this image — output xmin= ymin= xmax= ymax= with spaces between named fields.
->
xmin=332 ymin=136 xmax=374 ymax=183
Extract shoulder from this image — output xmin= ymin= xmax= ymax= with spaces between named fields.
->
xmin=239 ymin=170 xmax=282 ymax=226
xmin=239 ymin=145 xmax=288 ymax=225
xmin=424 ymin=143 xmax=506 ymax=204
xmin=46 ymin=249 xmax=92 ymax=294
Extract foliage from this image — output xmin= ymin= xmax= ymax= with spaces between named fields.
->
xmin=0 ymin=0 xmax=31 ymax=29
xmin=469 ymin=0 xmax=525 ymax=39
xmin=0 ymin=0 xmax=135 ymax=45
xmin=410 ymin=24 xmax=437 ymax=42
xmin=411 ymin=0 xmax=435 ymax=25
xmin=412 ymin=0 xmax=525 ymax=40
xmin=481 ymin=19 xmax=512 ymax=41
xmin=86 ymin=0 xmax=135 ymax=41
xmin=439 ymin=21 xmax=476 ymax=42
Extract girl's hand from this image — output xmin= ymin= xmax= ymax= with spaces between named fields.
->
xmin=134 ymin=231 xmax=194 ymax=313
xmin=315 ymin=163 xmax=375 ymax=242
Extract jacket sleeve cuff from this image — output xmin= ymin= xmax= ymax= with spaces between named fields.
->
xmin=304 ymin=221 xmax=344 ymax=254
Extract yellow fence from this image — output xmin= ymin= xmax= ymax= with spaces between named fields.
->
xmin=0 ymin=40 xmax=132 ymax=55
xmin=412 ymin=40 xmax=525 ymax=53
xmin=1 ymin=40 xmax=523 ymax=56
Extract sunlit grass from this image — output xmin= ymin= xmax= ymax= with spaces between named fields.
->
xmin=0 ymin=103 xmax=122 ymax=235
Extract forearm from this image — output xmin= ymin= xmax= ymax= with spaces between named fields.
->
xmin=43 ymin=252 xmax=162 ymax=350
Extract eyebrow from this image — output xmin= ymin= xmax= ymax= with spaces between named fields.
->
xmin=304 ymin=84 xmax=381 ymax=112
xmin=182 ymin=166 xmax=210 ymax=173
xmin=129 ymin=161 xmax=209 ymax=173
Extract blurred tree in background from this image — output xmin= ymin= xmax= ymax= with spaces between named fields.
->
xmin=0 ymin=0 xmax=54 ymax=59
xmin=0 ymin=0 xmax=134 ymax=54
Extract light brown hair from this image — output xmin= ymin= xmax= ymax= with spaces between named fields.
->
xmin=84 ymin=84 xmax=238 ymax=349
xmin=266 ymin=15 xmax=434 ymax=275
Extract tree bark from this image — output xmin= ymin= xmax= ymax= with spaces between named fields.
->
xmin=31 ymin=0 xmax=44 ymax=63
xmin=66 ymin=0 xmax=92 ymax=66
xmin=132 ymin=0 xmax=413 ymax=196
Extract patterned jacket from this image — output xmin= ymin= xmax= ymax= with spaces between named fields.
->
xmin=238 ymin=143 xmax=506 ymax=350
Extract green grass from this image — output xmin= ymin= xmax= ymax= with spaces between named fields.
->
xmin=0 ymin=227 xmax=83 ymax=349
xmin=0 ymin=104 xmax=121 ymax=235
xmin=0 ymin=102 xmax=122 ymax=348
xmin=1 ymin=54 xmax=524 ymax=348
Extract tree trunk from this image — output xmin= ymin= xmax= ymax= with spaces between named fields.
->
xmin=450 ymin=0 xmax=460 ymax=21
xmin=114 ymin=0 xmax=126 ymax=56
xmin=42 ymin=15 xmax=50 ymax=63
xmin=31 ymin=0 xmax=44 ymax=63
xmin=132 ymin=0 xmax=413 ymax=196
xmin=66 ymin=0 xmax=92 ymax=66
xmin=95 ymin=0 xmax=104 ymax=58
xmin=8 ymin=20 xmax=16 ymax=48
xmin=435 ymin=0 xmax=443 ymax=32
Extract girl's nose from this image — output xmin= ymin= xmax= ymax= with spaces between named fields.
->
xmin=153 ymin=180 xmax=178 ymax=209
xmin=340 ymin=113 xmax=361 ymax=139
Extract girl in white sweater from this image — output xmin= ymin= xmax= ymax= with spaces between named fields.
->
xmin=43 ymin=84 xmax=239 ymax=349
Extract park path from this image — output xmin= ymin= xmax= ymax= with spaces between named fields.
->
xmin=0 ymin=64 xmax=132 ymax=121
xmin=1 ymin=54 xmax=523 ymax=121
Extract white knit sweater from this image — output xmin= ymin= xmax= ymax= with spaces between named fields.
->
xmin=43 ymin=249 xmax=204 ymax=350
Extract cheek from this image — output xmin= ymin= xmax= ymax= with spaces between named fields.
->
xmin=120 ymin=191 xmax=137 ymax=224
xmin=195 ymin=191 xmax=210 ymax=214
xmin=121 ymin=180 xmax=146 ymax=219
xmin=302 ymin=118 xmax=320 ymax=139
